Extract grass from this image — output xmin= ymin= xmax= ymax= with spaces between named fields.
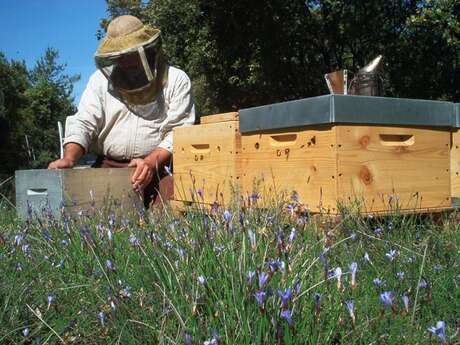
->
xmin=0 ymin=196 xmax=460 ymax=344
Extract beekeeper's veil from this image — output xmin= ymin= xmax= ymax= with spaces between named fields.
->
xmin=94 ymin=15 xmax=168 ymax=105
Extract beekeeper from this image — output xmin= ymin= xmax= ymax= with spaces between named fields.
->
xmin=48 ymin=15 xmax=195 ymax=206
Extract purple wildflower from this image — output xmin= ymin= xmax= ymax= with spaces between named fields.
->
xmin=259 ymin=272 xmax=269 ymax=289
xmin=47 ymin=293 xmax=55 ymax=310
xmin=280 ymin=309 xmax=294 ymax=327
xmin=268 ymin=258 xmax=284 ymax=273
xmin=14 ymin=234 xmax=24 ymax=246
xmin=456 ymin=274 xmax=460 ymax=281
xmin=247 ymin=230 xmax=256 ymax=250
xmin=128 ymin=234 xmax=140 ymax=246
xmin=185 ymin=333 xmax=192 ymax=345
xmin=294 ymin=280 xmax=302 ymax=295
xmin=385 ymin=249 xmax=398 ymax=261
xmin=277 ymin=288 xmax=292 ymax=308
xmin=397 ymin=272 xmax=405 ymax=281
xmin=345 ymin=300 xmax=356 ymax=324
xmin=333 ymin=267 xmax=343 ymax=289
xmin=350 ymin=232 xmax=357 ymax=241
xmin=349 ymin=262 xmax=358 ymax=288
xmin=374 ymin=227 xmax=382 ymax=235
xmin=289 ymin=228 xmax=297 ymax=242
xmin=428 ymin=321 xmax=447 ymax=344
xmin=22 ymin=328 xmax=29 ymax=337
xmin=247 ymin=271 xmax=256 ymax=286
xmin=120 ymin=286 xmax=131 ymax=298
xmin=98 ymin=311 xmax=105 ymax=327
xmin=222 ymin=210 xmax=232 ymax=223
xmin=373 ymin=277 xmax=384 ymax=287
xmin=402 ymin=293 xmax=410 ymax=313
xmin=380 ymin=291 xmax=394 ymax=308
xmin=197 ymin=275 xmax=206 ymax=286
xmin=418 ymin=278 xmax=429 ymax=289
xmin=254 ymin=291 xmax=267 ymax=308
xmin=363 ymin=252 xmax=371 ymax=263
xmin=106 ymin=259 xmax=114 ymax=271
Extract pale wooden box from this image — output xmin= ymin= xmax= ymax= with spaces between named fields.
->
xmin=15 ymin=168 xmax=140 ymax=218
xmin=241 ymin=125 xmax=451 ymax=213
xmin=173 ymin=96 xmax=453 ymax=213
xmin=173 ymin=112 xmax=240 ymax=205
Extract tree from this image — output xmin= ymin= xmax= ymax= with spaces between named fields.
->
xmin=0 ymin=48 xmax=78 ymax=175
xmin=102 ymin=0 xmax=460 ymax=114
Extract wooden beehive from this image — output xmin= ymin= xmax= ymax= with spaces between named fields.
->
xmin=15 ymin=168 xmax=139 ymax=218
xmin=450 ymin=104 xmax=460 ymax=205
xmin=241 ymin=125 xmax=451 ymax=213
xmin=173 ymin=112 xmax=241 ymax=205
xmin=173 ymin=95 xmax=454 ymax=213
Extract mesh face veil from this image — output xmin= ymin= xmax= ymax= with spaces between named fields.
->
xmin=94 ymin=17 xmax=168 ymax=105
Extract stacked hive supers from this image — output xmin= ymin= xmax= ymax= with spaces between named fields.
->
xmin=173 ymin=95 xmax=458 ymax=214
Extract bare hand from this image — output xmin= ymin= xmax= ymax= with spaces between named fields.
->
xmin=128 ymin=158 xmax=154 ymax=192
xmin=48 ymin=158 xmax=75 ymax=169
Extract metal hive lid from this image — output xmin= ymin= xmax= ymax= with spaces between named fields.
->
xmin=238 ymin=95 xmax=456 ymax=133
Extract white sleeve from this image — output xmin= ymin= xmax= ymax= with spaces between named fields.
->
xmin=158 ymin=73 xmax=196 ymax=152
xmin=63 ymin=73 xmax=104 ymax=152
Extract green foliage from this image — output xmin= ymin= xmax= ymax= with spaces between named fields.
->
xmin=103 ymin=0 xmax=460 ymax=116
xmin=1 ymin=201 xmax=460 ymax=344
xmin=0 ymin=48 xmax=78 ymax=175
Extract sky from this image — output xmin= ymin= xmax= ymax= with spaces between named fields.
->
xmin=0 ymin=0 xmax=108 ymax=105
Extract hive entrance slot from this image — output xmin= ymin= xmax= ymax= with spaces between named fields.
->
xmin=379 ymin=134 xmax=414 ymax=146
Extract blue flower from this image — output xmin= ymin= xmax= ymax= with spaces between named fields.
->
xmin=277 ymin=288 xmax=292 ymax=308
xmin=380 ymin=291 xmax=394 ymax=308
xmin=247 ymin=230 xmax=256 ymax=250
xmin=456 ymin=274 xmax=460 ymax=281
xmin=128 ymin=234 xmax=140 ymax=246
xmin=22 ymin=327 xmax=29 ymax=337
xmin=14 ymin=234 xmax=24 ymax=246
xmin=433 ymin=264 xmax=443 ymax=272
xmin=280 ymin=309 xmax=294 ymax=327
xmin=197 ymin=275 xmax=206 ymax=286
xmin=120 ymin=286 xmax=131 ymax=298
xmin=428 ymin=321 xmax=447 ymax=344
xmin=385 ymin=249 xmax=398 ymax=261
xmin=349 ymin=262 xmax=358 ymax=288
xmin=223 ymin=210 xmax=232 ymax=223
xmin=374 ymin=227 xmax=382 ymax=235
xmin=185 ymin=333 xmax=192 ymax=345
xmin=418 ymin=278 xmax=429 ymax=289
xmin=268 ymin=258 xmax=284 ymax=273
xmin=396 ymin=272 xmax=405 ymax=281
xmin=363 ymin=252 xmax=371 ymax=263
xmin=47 ymin=293 xmax=55 ymax=310
xmin=97 ymin=311 xmax=105 ymax=327
xmin=247 ymin=271 xmax=256 ymax=286
xmin=259 ymin=272 xmax=269 ymax=289
xmin=289 ymin=228 xmax=297 ymax=242
xmin=254 ymin=291 xmax=267 ymax=307
xmin=293 ymin=280 xmax=302 ymax=295
xmin=402 ymin=293 xmax=410 ymax=313
xmin=350 ymin=232 xmax=357 ymax=241
xmin=373 ymin=277 xmax=384 ymax=287
xmin=345 ymin=300 xmax=355 ymax=323
xmin=106 ymin=259 xmax=114 ymax=271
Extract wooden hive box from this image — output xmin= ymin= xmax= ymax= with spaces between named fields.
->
xmin=239 ymin=95 xmax=453 ymax=213
xmin=450 ymin=103 xmax=460 ymax=206
xmin=15 ymin=168 xmax=139 ymax=218
xmin=173 ymin=112 xmax=241 ymax=205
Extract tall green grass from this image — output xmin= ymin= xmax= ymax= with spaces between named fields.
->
xmin=0 ymin=198 xmax=459 ymax=344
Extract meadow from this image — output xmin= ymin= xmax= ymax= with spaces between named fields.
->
xmin=0 ymin=195 xmax=459 ymax=344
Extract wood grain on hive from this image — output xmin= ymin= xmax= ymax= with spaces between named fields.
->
xmin=173 ymin=112 xmax=241 ymax=205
